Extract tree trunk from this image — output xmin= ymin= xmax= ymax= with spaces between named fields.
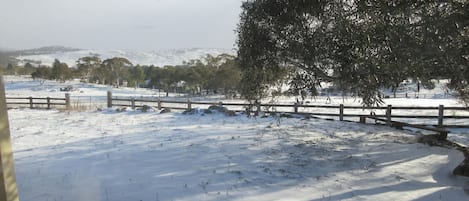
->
xmin=454 ymin=148 xmax=469 ymax=177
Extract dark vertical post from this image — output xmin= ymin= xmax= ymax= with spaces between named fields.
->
xmin=157 ymin=99 xmax=162 ymax=110
xmin=187 ymin=99 xmax=192 ymax=110
xmin=359 ymin=116 xmax=366 ymax=124
xmin=107 ymin=91 xmax=112 ymax=108
xmin=29 ymin=97 xmax=33 ymax=109
xmin=339 ymin=104 xmax=344 ymax=121
xmin=255 ymin=101 xmax=261 ymax=116
xmin=65 ymin=93 xmax=71 ymax=110
xmin=438 ymin=105 xmax=444 ymax=128
xmin=131 ymin=98 xmax=135 ymax=110
xmin=47 ymin=97 xmax=51 ymax=109
xmin=0 ymin=77 xmax=20 ymax=201
xmin=386 ymin=105 xmax=392 ymax=126
xmin=294 ymin=103 xmax=299 ymax=113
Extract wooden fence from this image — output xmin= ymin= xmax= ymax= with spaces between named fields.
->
xmin=6 ymin=93 xmax=70 ymax=110
xmin=107 ymin=91 xmax=469 ymax=128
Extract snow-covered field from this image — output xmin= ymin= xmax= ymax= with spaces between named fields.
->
xmin=15 ymin=48 xmax=234 ymax=67
xmin=4 ymin=76 xmax=469 ymax=201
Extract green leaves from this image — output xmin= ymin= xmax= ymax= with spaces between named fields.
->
xmin=76 ymin=56 xmax=101 ymax=82
xmin=102 ymin=57 xmax=132 ymax=87
xmin=147 ymin=54 xmax=241 ymax=97
xmin=51 ymin=59 xmax=72 ymax=83
xmin=237 ymin=0 xmax=468 ymax=106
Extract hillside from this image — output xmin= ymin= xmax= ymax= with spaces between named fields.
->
xmin=14 ymin=47 xmax=235 ymax=67
xmin=0 ymin=46 xmax=81 ymax=67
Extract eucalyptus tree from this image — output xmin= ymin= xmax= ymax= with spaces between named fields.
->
xmin=51 ymin=59 xmax=72 ymax=83
xmin=237 ymin=0 xmax=468 ymax=106
xmin=76 ymin=56 xmax=101 ymax=82
xmin=102 ymin=57 xmax=132 ymax=87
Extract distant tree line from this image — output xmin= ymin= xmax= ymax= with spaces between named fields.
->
xmin=1 ymin=54 xmax=241 ymax=97
xmin=237 ymin=0 xmax=468 ymax=106
xmin=147 ymin=54 xmax=241 ymax=97
xmin=0 ymin=62 xmax=36 ymax=76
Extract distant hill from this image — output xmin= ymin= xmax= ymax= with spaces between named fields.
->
xmin=16 ymin=46 xmax=81 ymax=55
xmin=13 ymin=47 xmax=235 ymax=67
xmin=0 ymin=46 xmax=81 ymax=67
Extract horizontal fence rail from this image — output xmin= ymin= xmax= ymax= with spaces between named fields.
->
xmin=6 ymin=94 xmax=70 ymax=110
xmin=107 ymin=91 xmax=469 ymax=128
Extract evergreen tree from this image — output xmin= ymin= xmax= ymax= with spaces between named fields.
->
xmin=77 ymin=56 xmax=101 ymax=82
xmin=51 ymin=59 xmax=72 ymax=82
xmin=147 ymin=54 xmax=242 ymax=97
xmin=6 ymin=63 xmax=17 ymax=75
xmin=237 ymin=0 xmax=468 ymax=106
xmin=209 ymin=55 xmax=241 ymax=96
xmin=102 ymin=57 xmax=132 ymax=87
xmin=31 ymin=66 xmax=51 ymax=81
xmin=19 ymin=63 xmax=36 ymax=75
xmin=128 ymin=65 xmax=145 ymax=87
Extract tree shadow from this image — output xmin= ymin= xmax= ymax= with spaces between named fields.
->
xmin=12 ymin=112 xmax=469 ymax=201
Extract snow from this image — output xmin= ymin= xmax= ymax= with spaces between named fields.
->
xmin=4 ymin=76 xmax=469 ymax=201
xmin=15 ymin=48 xmax=235 ymax=67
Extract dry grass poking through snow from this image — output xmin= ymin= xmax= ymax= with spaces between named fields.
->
xmin=7 ymin=109 xmax=469 ymax=201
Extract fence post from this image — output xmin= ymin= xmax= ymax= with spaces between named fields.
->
xmin=107 ymin=91 xmax=112 ymax=108
xmin=359 ymin=116 xmax=366 ymax=124
xmin=0 ymin=77 xmax=20 ymax=201
xmin=157 ymin=99 xmax=162 ymax=110
xmin=255 ymin=101 xmax=261 ymax=116
xmin=29 ymin=96 xmax=33 ymax=109
xmin=131 ymin=98 xmax=135 ymax=110
xmin=386 ymin=105 xmax=392 ymax=126
xmin=294 ymin=103 xmax=299 ymax=113
xmin=339 ymin=104 xmax=344 ymax=121
xmin=65 ymin=93 xmax=70 ymax=110
xmin=438 ymin=105 xmax=444 ymax=128
xmin=47 ymin=97 xmax=51 ymax=109
xmin=187 ymin=99 xmax=192 ymax=110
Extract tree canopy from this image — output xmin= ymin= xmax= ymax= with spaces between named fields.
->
xmin=102 ymin=57 xmax=133 ymax=87
xmin=237 ymin=0 xmax=468 ymax=106
xmin=76 ymin=56 xmax=101 ymax=82
xmin=51 ymin=59 xmax=72 ymax=83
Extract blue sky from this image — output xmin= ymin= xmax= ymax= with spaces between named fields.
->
xmin=0 ymin=0 xmax=242 ymax=50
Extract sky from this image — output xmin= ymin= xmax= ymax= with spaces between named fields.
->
xmin=0 ymin=0 xmax=243 ymax=51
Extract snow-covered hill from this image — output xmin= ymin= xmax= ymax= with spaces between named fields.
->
xmin=15 ymin=48 xmax=235 ymax=67
xmin=15 ymin=46 xmax=81 ymax=55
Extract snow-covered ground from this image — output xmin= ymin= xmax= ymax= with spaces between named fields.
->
xmin=4 ymin=76 xmax=469 ymax=201
xmin=5 ymin=75 xmax=468 ymax=127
